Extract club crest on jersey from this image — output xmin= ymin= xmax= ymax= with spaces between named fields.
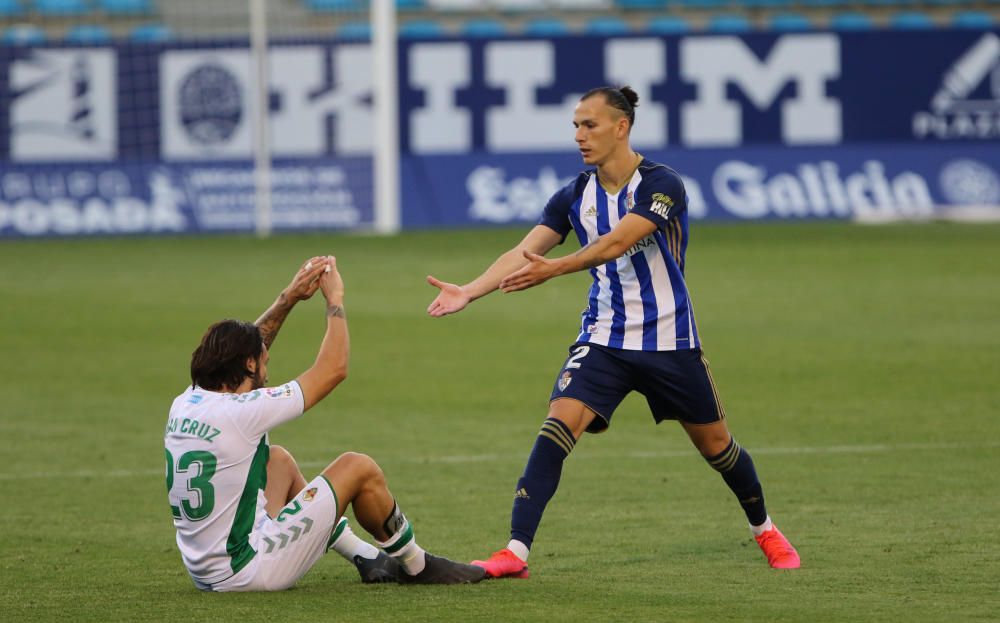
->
xmin=558 ymin=371 xmax=572 ymax=391
xmin=626 ymin=192 xmax=635 ymax=211
xmin=265 ymin=385 xmax=293 ymax=399
xmin=650 ymin=193 xmax=674 ymax=218
xmin=302 ymin=487 xmax=318 ymax=502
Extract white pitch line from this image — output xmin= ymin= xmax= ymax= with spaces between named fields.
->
xmin=1 ymin=441 xmax=997 ymax=482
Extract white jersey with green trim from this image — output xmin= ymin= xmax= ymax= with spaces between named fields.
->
xmin=164 ymin=382 xmax=304 ymax=586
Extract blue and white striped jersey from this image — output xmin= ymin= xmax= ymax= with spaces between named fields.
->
xmin=539 ymin=158 xmax=699 ymax=352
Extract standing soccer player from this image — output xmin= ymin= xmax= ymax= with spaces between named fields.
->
xmin=166 ymin=256 xmax=485 ymax=591
xmin=426 ymin=86 xmax=800 ymax=577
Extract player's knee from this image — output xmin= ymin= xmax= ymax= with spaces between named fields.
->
xmin=693 ymin=429 xmax=732 ymax=457
xmin=705 ymin=430 xmax=733 ymax=454
xmin=546 ymin=400 xmax=594 ymax=439
xmin=268 ymin=445 xmax=298 ymax=472
xmin=333 ymin=451 xmax=384 ymax=487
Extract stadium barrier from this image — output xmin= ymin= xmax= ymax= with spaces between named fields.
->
xmin=0 ymin=29 xmax=998 ymax=237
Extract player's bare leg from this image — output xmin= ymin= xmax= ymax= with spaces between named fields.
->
xmin=264 ymin=446 xmax=399 ymax=583
xmin=473 ymin=399 xmax=599 ymax=579
xmin=322 ymin=452 xmax=395 ymax=538
xmin=680 ymin=420 xmax=731 ymax=457
xmin=264 ymin=445 xmax=308 ymax=516
xmin=548 ymin=397 xmax=600 ymax=439
xmin=322 ymin=452 xmax=485 ymax=584
xmin=680 ymin=420 xmax=800 ymax=569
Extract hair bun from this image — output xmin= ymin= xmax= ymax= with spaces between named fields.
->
xmin=619 ymin=86 xmax=639 ymax=109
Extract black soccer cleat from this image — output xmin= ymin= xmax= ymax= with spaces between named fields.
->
xmin=353 ymin=552 xmax=402 ymax=584
xmin=399 ymin=553 xmax=487 ymax=585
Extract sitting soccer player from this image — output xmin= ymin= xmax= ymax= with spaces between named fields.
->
xmin=165 ymin=256 xmax=485 ymax=591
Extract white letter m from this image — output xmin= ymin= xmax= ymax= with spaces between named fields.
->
xmin=681 ymin=34 xmax=841 ymax=146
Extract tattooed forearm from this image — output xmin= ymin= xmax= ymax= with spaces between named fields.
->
xmin=255 ymin=293 xmax=294 ymax=349
xmin=326 ymin=304 xmax=346 ymax=319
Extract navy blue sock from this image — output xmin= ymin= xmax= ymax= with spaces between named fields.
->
xmin=510 ymin=418 xmax=576 ymax=549
xmin=706 ymin=437 xmax=768 ymax=526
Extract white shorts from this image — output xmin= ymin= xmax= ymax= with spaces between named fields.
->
xmin=213 ymin=475 xmax=340 ymax=592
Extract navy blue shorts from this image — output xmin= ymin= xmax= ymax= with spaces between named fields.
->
xmin=548 ymin=342 xmax=726 ymax=433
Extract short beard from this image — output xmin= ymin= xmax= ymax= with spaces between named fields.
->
xmin=250 ymin=368 xmax=266 ymax=390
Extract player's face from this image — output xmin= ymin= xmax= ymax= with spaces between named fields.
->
xmin=251 ymin=344 xmax=269 ymax=390
xmin=573 ymin=96 xmax=626 ymax=166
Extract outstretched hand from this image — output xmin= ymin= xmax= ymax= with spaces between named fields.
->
xmin=499 ymin=250 xmax=559 ymax=293
xmin=426 ymin=275 xmax=471 ymax=317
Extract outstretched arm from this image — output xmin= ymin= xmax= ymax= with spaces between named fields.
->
xmin=296 ymin=256 xmax=350 ymax=412
xmin=426 ymin=225 xmax=564 ymax=317
xmin=500 ymin=213 xmax=657 ymax=293
xmin=256 ymin=257 xmax=328 ymax=348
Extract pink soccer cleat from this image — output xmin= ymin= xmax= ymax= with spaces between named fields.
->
xmin=755 ymin=525 xmax=801 ymax=569
xmin=471 ymin=549 xmax=530 ymax=579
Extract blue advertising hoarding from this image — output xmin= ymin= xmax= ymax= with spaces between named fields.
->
xmin=400 ymin=144 xmax=1000 ymax=227
xmin=0 ymin=29 xmax=998 ymax=237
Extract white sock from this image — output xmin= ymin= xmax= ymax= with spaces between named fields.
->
xmin=377 ymin=518 xmax=426 ymax=576
xmin=750 ymin=516 xmax=774 ymax=537
xmin=329 ymin=518 xmax=380 ymax=561
xmin=506 ymin=539 xmax=530 ymax=562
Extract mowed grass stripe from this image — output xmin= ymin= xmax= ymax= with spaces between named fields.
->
xmin=1 ymin=440 xmax=997 ymax=481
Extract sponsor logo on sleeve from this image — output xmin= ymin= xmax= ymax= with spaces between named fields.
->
xmin=650 ymin=192 xmax=674 ymax=218
xmin=265 ymin=384 xmax=293 ymax=399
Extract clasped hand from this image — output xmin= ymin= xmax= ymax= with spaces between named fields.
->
xmin=499 ymin=251 xmax=559 ymax=293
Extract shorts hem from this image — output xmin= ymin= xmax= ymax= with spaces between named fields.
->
xmin=319 ymin=474 xmax=339 ymax=515
xmin=667 ymin=416 xmax=724 ymax=425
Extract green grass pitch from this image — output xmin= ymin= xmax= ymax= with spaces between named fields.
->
xmin=1 ymin=223 xmax=998 ymax=622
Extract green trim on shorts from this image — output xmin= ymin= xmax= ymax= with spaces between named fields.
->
xmin=320 ymin=475 xmax=343 ymax=551
xmin=319 ymin=474 xmax=339 ymax=511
